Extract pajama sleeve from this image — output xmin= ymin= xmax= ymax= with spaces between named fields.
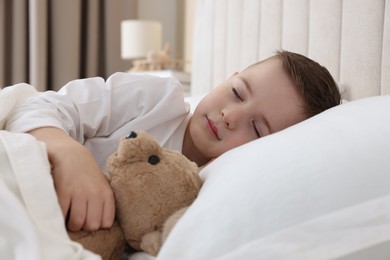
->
xmin=6 ymin=72 xmax=185 ymax=145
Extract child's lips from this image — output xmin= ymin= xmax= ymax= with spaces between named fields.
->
xmin=206 ymin=116 xmax=220 ymax=140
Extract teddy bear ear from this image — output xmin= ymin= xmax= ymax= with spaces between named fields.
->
xmin=126 ymin=131 xmax=137 ymax=139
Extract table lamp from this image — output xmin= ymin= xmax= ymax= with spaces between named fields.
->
xmin=121 ymin=20 xmax=162 ymax=62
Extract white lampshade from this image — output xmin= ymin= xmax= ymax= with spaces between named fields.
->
xmin=121 ymin=20 xmax=162 ymax=59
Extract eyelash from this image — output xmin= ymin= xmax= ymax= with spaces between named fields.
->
xmin=252 ymin=120 xmax=261 ymax=138
xmin=232 ymin=87 xmax=243 ymax=102
xmin=232 ymin=88 xmax=261 ymax=138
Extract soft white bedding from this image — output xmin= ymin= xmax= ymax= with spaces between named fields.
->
xmin=129 ymin=95 xmax=390 ymax=260
xmin=2 ymin=88 xmax=390 ymax=260
xmin=0 ymin=85 xmax=99 ymax=260
xmin=2 ymin=86 xmax=390 ymax=260
xmin=156 ymin=95 xmax=390 ymax=260
xmin=2 ymin=85 xmax=390 ymax=260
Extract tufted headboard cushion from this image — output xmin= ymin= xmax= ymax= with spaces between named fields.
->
xmin=191 ymin=0 xmax=389 ymax=101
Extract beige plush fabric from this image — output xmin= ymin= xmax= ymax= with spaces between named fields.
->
xmin=191 ymin=0 xmax=389 ymax=101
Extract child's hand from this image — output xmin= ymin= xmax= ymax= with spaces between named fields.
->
xmin=51 ymin=143 xmax=115 ymax=232
xmin=28 ymin=127 xmax=115 ymax=232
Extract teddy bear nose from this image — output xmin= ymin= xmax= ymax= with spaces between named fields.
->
xmin=148 ymin=155 xmax=160 ymax=165
xmin=126 ymin=131 xmax=137 ymax=139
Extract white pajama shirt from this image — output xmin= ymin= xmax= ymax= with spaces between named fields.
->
xmin=6 ymin=72 xmax=191 ymax=174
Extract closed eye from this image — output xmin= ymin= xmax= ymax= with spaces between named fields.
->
xmin=232 ymin=87 xmax=243 ymax=102
xmin=252 ymin=120 xmax=261 ymax=138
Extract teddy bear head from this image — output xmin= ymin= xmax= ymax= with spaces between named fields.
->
xmin=106 ymin=130 xmax=202 ymax=251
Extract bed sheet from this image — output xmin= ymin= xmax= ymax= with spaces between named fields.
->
xmin=0 ymin=84 xmax=100 ymax=260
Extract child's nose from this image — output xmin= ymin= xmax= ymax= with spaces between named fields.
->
xmin=221 ymin=109 xmax=238 ymax=129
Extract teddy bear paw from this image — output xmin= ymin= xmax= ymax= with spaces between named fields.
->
xmin=140 ymin=231 xmax=162 ymax=256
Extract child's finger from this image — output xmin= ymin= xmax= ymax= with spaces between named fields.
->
xmin=57 ymin=193 xmax=71 ymax=219
xmin=101 ymin=194 xmax=116 ymax=229
xmin=83 ymin=198 xmax=103 ymax=231
xmin=67 ymin=198 xmax=87 ymax=232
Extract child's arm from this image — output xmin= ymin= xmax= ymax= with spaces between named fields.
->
xmin=28 ymin=127 xmax=115 ymax=232
xmin=6 ymin=73 xmax=186 ymax=230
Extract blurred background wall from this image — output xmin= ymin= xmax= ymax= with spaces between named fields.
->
xmin=0 ymin=0 xmax=194 ymax=91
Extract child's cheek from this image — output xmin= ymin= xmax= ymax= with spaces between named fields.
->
xmin=227 ymin=135 xmax=253 ymax=151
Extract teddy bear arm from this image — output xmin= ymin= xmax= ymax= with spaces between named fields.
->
xmin=138 ymin=207 xmax=189 ymax=256
xmin=68 ymin=221 xmax=126 ymax=260
xmin=161 ymin=206 xmax=189 ymax=244
xmin=140 ymin=230 xmax=162 ymax=256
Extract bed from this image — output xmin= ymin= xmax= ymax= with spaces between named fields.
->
xmin=156 ymin=1 xmax=390 ymax=259
xmin=1 ymin=0 xmax=390 ymax=260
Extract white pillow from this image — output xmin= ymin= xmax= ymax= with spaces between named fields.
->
xmin=157 ymin=95 xmax=390 ymax=260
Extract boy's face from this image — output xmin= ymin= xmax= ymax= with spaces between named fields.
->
xmin=189 ymin=57 xmax=307 ymax=161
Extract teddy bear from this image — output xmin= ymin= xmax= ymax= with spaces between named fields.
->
xmin=68 ymin=130 xmax=202 ymax=259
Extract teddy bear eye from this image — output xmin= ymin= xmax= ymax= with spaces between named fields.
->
xmin=148 ymin=155 xmax=160 ymax=165
xmin=126 ymin=131 xmax=137 ymax=139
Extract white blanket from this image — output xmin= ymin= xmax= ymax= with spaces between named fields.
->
xmin=0 ymin=84 xmax=100 ymax=260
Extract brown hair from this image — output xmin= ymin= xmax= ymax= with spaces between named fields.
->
xmin=273 ymin=50 xmax=341 ymax=117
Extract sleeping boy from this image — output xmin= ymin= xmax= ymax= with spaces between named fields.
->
xmin=6 ymin=50 xmax=341 ymax=233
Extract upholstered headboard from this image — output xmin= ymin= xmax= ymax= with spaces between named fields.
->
xmin=191 ymin=0 xmax=389 ymax=101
